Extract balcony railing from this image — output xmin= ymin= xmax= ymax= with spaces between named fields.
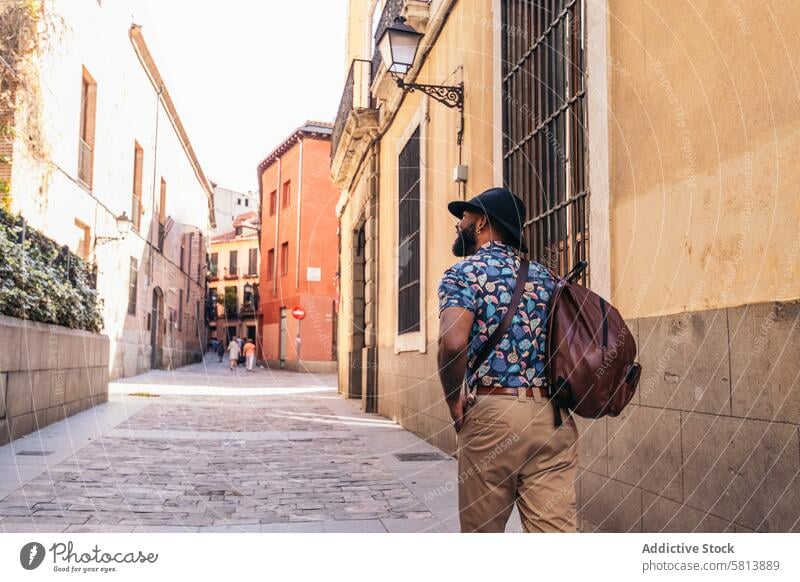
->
xmin=240 ymin=302 xmax=256 ymax=317
xmin=77 ymin=137 xmax=93 ymax=188
xmin=157 ymin=221 xmax=166 ymax=252
xmin=331 ymin=58 xmax=373 ymax=157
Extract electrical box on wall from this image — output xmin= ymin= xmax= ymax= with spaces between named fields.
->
xmin=453 ymin=165 xmax=468 ymax=183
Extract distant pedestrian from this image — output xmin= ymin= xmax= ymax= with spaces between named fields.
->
xmin=437 ymin=187 xmax=577 ymax=533
xmin=228 ymin=337 xmax=241 ymax=370
xmin=243 ymin=339 xmax=256 ymax=371
xmin=216 ymin=339 xmax=225 ymax=362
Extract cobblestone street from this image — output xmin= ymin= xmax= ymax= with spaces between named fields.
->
xmin=0 ymin=356 xmax=496 ymax=533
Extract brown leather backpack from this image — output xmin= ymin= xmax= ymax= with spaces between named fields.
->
xmin=545 ymin=261 xmax=641 ymax=426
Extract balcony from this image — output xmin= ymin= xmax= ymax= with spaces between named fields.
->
xmin=240 ymin=302 xmax=257 ymax=317
xmin=157 ymin=221 xmax=166 ymax=252
xmin=330 ymin=59 xmax=379 ymax=189
xmin=77 ymin=137 xmax=93 ymax=189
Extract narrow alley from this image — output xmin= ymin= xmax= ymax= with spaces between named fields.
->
xmin=0 ymin=356 xmax=514 ymax=533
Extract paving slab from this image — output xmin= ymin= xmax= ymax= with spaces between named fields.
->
xmin=0 ymin=357 xmax=461 ymax=533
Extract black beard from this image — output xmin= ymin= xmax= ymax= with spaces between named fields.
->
xmin=452 ymin=223 xmax=478 ymax=257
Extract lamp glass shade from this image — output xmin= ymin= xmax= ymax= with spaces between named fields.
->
xmin=377 ymin=17 xmax=422 ymax=75
xmin=244 ymin=283 xmax=253 ymax=294
xmin=116 ymin=212 xmax=131 ymax=236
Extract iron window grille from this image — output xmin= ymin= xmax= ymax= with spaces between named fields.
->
xmin=266 ymin=249 xmax=274 ymax=281
xmin=280 ymin=242 xmax=289 ymax=276
xmin=501 ymin=0 xmax=589 ymax=286
xmin=228 ymin=250 xmax=238 ymax=277
xmin=398 ymin=126 xmax=421 ymax=334
xmin=127 ymin=257 xmax=138 ymax=315
xmin=248 ymin=248 xmax=258 ymax=276
xmin=209 ymin=252 xmax=218 ymax=277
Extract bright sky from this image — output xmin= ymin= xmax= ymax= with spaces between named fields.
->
xmin=133 ymin=0 xmax=348 ymax=194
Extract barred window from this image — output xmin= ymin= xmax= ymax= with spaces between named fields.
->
xmin=248 ymin=248 xmax=258 ymax=276
xmin=229 ymin=250 xmax=237 ymax=276
xmin=398 ymin=126 xmax=421 ymax=334
xmin=280 ymin=242 xmax=289 ymax=276
xmin=502 ymin=0 xmax=589 ymax=285
xmin=210 ymin=252 xmax=218 ymax=277
xmin=127 ymin=257 xmax=138 ymax=315
xmin=266 ymin=248 xmax=275 ymax=281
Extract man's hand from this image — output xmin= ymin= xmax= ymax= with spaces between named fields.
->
xmin=449 ymin=390 xmax=476 ymax=433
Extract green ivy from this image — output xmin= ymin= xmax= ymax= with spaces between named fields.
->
xmin=0 ymin=206 xmax=103 ymax=332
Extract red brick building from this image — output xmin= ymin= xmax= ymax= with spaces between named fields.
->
xmin=257 ymin=122 xmax=338 ymax=372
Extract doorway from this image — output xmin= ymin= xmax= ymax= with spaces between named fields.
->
xmin=350 ymin=224 xmax=366 ymax=400
xmin=150 ymin=287 xmax=164 ymax=369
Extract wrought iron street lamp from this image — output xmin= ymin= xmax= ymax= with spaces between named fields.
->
xmin=115 ymin=211 xmax=132 ymax=236
xmin=96 ymin=211 xmax=132 ymax=244
xmin=376 ymin=16 xmax=464 ymax=110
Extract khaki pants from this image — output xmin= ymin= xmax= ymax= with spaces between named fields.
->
xmin=456 ymin=393 xmax=579 ymax=533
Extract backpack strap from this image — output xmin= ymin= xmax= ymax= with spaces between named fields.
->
xmin=467 ymin=259 xmax=529 ymax=387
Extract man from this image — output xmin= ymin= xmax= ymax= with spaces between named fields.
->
xmin=243 ymin=338 xmax=257 ymax=371
xmin=437 ymin=187 xmax=579 ymax=533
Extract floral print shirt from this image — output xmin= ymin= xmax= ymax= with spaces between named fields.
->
xmin=438 ymin=241 xmax=556 ymax=389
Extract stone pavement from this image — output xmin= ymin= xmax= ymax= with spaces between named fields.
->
xmin=0 ymin=355 xmax=525 ymax=533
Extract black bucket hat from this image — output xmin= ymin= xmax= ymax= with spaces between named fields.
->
xmin=447 ymin=187 xmax=528 ymax=253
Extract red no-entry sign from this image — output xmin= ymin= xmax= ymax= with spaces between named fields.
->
xmin=291 ymin=306 xmax=306 ymax=320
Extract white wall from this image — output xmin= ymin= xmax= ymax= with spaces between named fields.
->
xmin=9 ymin=0 xmax=212 ymax=377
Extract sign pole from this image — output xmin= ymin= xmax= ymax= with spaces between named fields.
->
xmin=291 ymin=306 xmax=306 ymax=363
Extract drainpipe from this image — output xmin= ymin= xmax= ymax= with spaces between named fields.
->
xmin=273 ymin=157 xmax=281 ymax=295
xmin=295 ymin=138 xmax=303 ymax=290
xmin=148 ymin=83 xmax=162 ymax=282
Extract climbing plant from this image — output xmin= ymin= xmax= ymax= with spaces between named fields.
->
xmin=0 ymin=205 xmax=104 ymax=332
xmin=0 ymin=0 xmax=62 ymax=211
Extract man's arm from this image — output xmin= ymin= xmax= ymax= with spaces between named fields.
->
xmin=437 ymin=306 xmax=473 ymax=403
xmin=438 ymin=306 xmax=477 ymax=431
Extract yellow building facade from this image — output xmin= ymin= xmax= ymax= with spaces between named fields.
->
xmin=333 ymin=0 xmax=799 ymax=532
xmin=208 ymin=211 xmax=260 ymax=345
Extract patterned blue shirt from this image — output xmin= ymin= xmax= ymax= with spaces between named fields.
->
xmin=437 ymin=241 xmax=556 ymax=389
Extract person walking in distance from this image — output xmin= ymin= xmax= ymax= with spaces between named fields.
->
xmin=437 ymin=187 xmax=579 ymax=533
xmin=216 ymin=339 xmax=226 ymax=363
xmin=228 ymin=337 xmax=241 ymax=371
xmin=243 ymin=338 xmax=256 ymax=371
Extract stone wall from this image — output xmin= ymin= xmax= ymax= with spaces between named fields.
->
xmin=0 ymin=315 xmax=109 ymax=446
xmin=577 ymin=301 xmax=800 ymax=533
xmin=376 ymin=345 xmax=456 ymax=456
xmin=372 ymin=301 xmax=799 ymax=532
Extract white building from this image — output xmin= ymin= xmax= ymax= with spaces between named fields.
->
xmin=3 ymin=1 xmax=215 ymax=379
xmin=211 ymin=185 xmax=259 ymax=237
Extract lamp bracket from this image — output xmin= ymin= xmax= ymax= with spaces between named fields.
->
xmin=95 ymin=235 xmax=123 ymax=245
xmin=394 ymin=76 xmax=463 ymax=110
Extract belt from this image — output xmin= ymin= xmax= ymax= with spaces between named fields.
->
xmin=475 ymin=386 xmax=549 ymax=398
